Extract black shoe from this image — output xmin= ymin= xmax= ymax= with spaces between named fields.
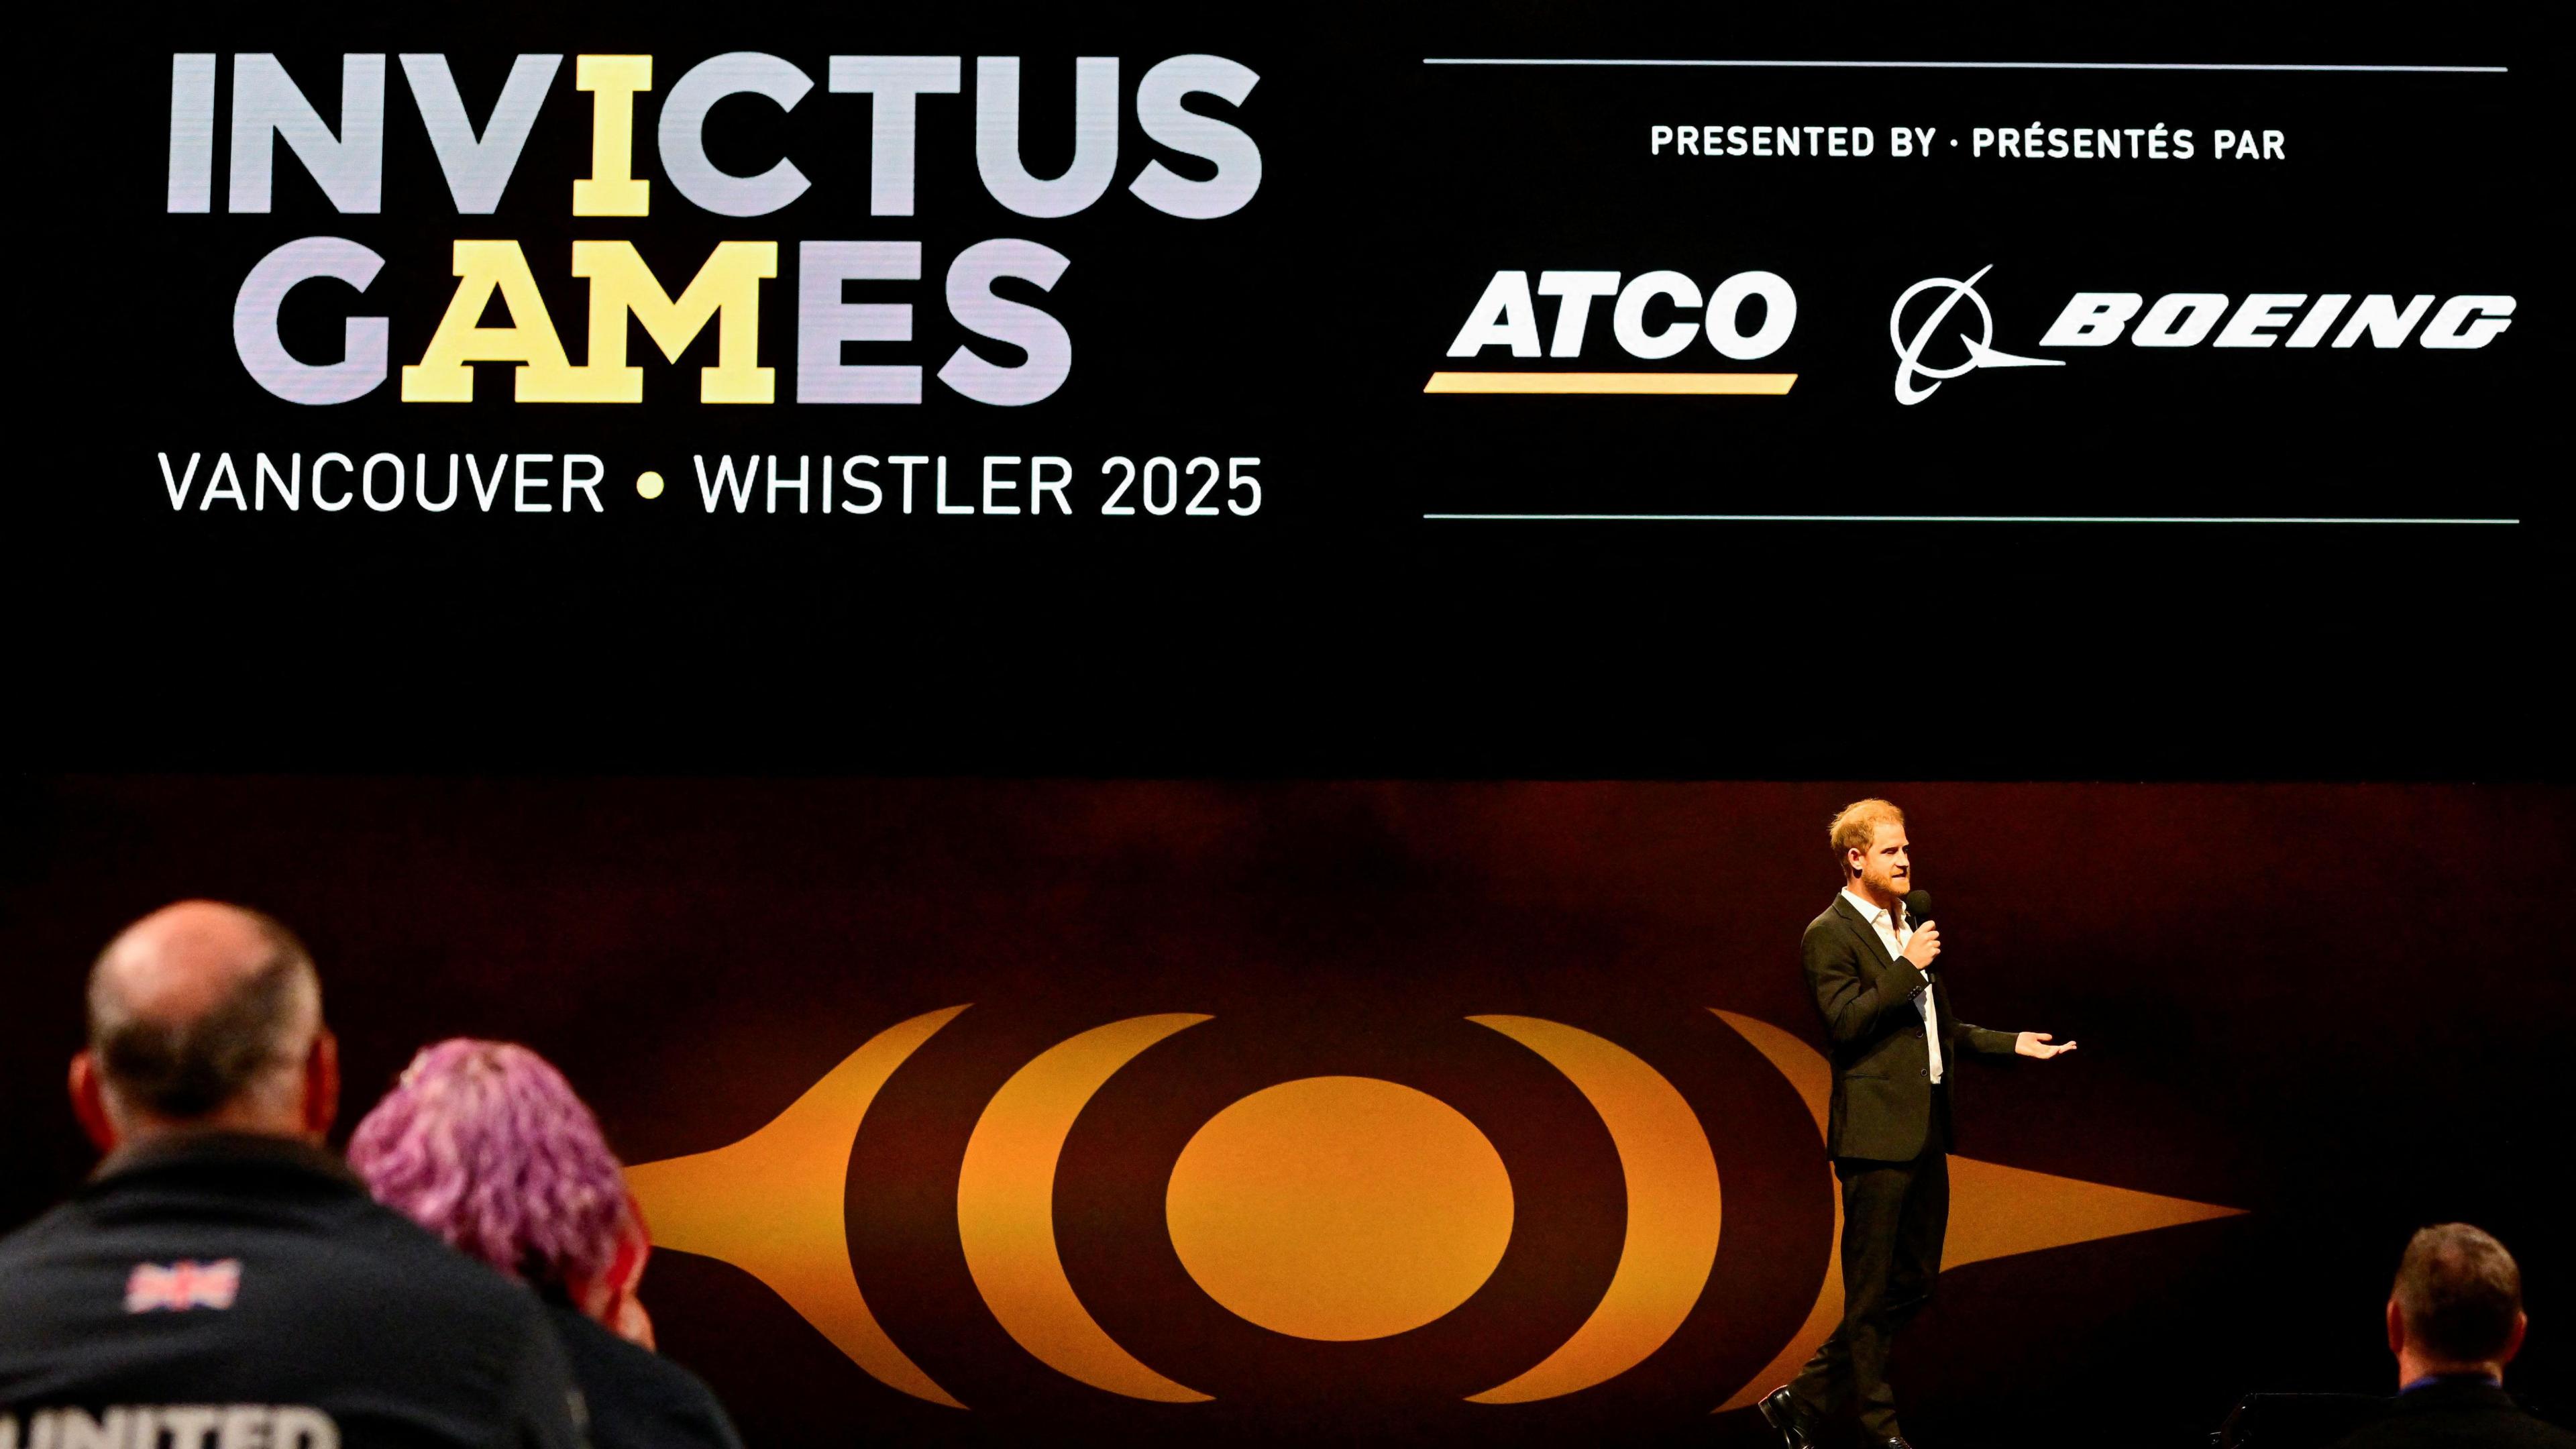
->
xmin=1756 ymin=1388 xmax=1817 ymax=1449
xmin=1868 ymin=1438 xmax=1916 ymax=1449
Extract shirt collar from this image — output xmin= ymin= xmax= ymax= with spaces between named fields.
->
xmin=92 ymin=1129 xmax=356 ymax=1188
xmin=1840 ymin=887 xmax=1892 ymax=926
xmin=2402 ymin=1371 xmax=2503 ymax=1395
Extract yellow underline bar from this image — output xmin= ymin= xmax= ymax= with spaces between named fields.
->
xmin=1424 ymin=371 xmax=1797 ymax=395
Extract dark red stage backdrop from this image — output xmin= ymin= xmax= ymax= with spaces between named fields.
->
xmin=3 ymin=777 xmax=2569 ymax=1448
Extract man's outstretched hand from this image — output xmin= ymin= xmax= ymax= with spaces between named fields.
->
xmin=2015 ymin=1032 xmax=2077 ymax=1059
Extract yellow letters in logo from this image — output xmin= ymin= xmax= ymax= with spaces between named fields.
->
xmin=399 ymin=241 xmax=572 ymax=403
xmin=402 ymin=241 xmax=777 ymax=404
xmin=574 ymin=56 xmax=653 ymax=217
xmin=540 ymin=241 xmax=777 ymax=404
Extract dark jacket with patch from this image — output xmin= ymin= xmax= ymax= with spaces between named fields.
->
xmin=1803 ymin=893 xmax=2017 ymax=1161
xmin=0 ymin=1133 xmax=585 ymax=1449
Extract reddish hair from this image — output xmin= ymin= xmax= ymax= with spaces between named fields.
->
xmin=1829 ymin=799 xmax=1905 ymax=881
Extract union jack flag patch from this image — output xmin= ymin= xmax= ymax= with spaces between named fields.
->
xmin=125 ymin=1258 xmax=241 ymax=1312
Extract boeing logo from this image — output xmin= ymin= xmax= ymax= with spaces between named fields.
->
xmin=1891 ymin=268 xmax=2516 ymax=407
xmin=1888 ymin=265 xmax=2061 ymax=406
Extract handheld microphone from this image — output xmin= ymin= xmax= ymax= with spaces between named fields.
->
xmin=1903 ymin=890 xmax=1935 ymax=977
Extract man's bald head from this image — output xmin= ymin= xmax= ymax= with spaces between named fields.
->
xmin=86 ymin=902 xmax=325 ymax=1132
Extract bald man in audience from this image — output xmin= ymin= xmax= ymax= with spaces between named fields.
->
xmin=0 ymin=901 xmax=588 ymax=1449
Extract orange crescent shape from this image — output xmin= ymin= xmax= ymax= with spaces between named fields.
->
xmin=957 ymin=1013 xmax=1215 ymax=1403
xmin=1707 ymin=1008 xmax=2247 ymax=1413
xmin=1464 ymin=1015 xmax=1723 ymax=1404
xmin=625 ymin=1004 xmax=971 ymax=1409
xmin=1706 ymin=1010 xmax=1846 ymax=1415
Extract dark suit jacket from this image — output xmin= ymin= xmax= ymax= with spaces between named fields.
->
xmin=1803 ymin=893 xmax=2017 ymax=1161
xmin=544 ymin=1299 xmax=743 ymax=1449
xmin=2328 ymin=1380 xmax=2576 ymax=1449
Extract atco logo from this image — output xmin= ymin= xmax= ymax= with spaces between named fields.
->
xmin=1891 ymin=266 xmax=2517 ymax=407
xmin=1888 ymin=265 xmax=2059 ymax=406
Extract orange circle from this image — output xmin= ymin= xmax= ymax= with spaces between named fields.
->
xmin=1165 ymin=1075 xmax=1513 ymax=1341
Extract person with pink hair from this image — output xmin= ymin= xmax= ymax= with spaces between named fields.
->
xmin=350 ymin=1039 xmax=739 ymax=1449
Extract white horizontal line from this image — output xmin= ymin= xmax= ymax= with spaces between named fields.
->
xmin=1422 ymin=514 xmax=2522 ymax=525
xmin=1422 ymin=58 xmax=2508 ymax=73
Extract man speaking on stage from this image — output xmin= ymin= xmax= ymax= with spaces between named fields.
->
xmin=1760 ymin=798 xmax=2078 ymax=1449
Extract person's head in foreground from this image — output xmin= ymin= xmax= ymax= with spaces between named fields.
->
xmin=6 ymin=904 xmax=584 ymax=1449
xmin=72 ymin=899 xmax=339 ymax=1152
xmin=350 ymin=1038 xmax=655 ymax=1345
xmin=2326 ymin=1223 xmax=2576 ymax=1448
xmin=2388 ymin=1223 xmax=2526 ymax=1387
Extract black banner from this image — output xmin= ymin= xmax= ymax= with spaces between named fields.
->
xmin=13 ymin=3 xmax=2557 ymax=776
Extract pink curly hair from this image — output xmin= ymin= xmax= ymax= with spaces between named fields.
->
xmin=348 ymin=1038 xmax=631 ymax=1287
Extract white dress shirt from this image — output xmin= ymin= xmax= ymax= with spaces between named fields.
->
xmin=1842 ymin=887 xmax=1943 ymax=1083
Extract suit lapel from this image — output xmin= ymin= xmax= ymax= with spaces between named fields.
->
xmin=1838 ymin=894 xmax=1937 ymax=1041
xmin=1832 ymin=894 xmax=1900 ymax=973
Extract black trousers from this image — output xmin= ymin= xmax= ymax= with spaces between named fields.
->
xmin=1788 ymin=1089 xmax=1951 ymax=1440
